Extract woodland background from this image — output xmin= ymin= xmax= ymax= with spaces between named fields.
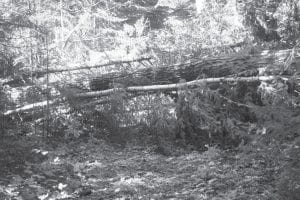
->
xmin=0 ymin=0 xmax=299 ymax=199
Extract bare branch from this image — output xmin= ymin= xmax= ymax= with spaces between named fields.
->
xmin=32 ymin=57 xmax=153 ymax=76
xmin=3 ymin=100 xmax=57 ymax=116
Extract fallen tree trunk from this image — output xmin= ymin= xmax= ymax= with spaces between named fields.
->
xmin=77 ymin=75 xmax=279 ymax=98
xmin=2 ymin=75 xmax=281 ymax=115
xmin=89 ymin=48 xmax=299 ymax=91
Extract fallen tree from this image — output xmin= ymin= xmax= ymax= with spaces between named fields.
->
xmin=77 ymin=76 xmax=279 ymax=98
xmin=3 ymin=48 xmax=299 ymax=115
xmin=2 ymin=75 xmax=282 ymax=115
xmin=89 ymin=48 xmax=299 ymax=91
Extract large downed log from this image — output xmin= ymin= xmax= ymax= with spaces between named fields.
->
xmin=78 ymin=76 xmax=279 ymax=98
xmin=89 ymin=48 xmax=299 ymax=91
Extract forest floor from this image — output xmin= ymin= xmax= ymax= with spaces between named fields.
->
xmin=0 ymin=135 xmax=292 ymax=200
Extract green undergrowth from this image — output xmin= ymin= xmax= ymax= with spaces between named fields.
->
xmin=0 ymin=133 xmax=298 ymax=200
